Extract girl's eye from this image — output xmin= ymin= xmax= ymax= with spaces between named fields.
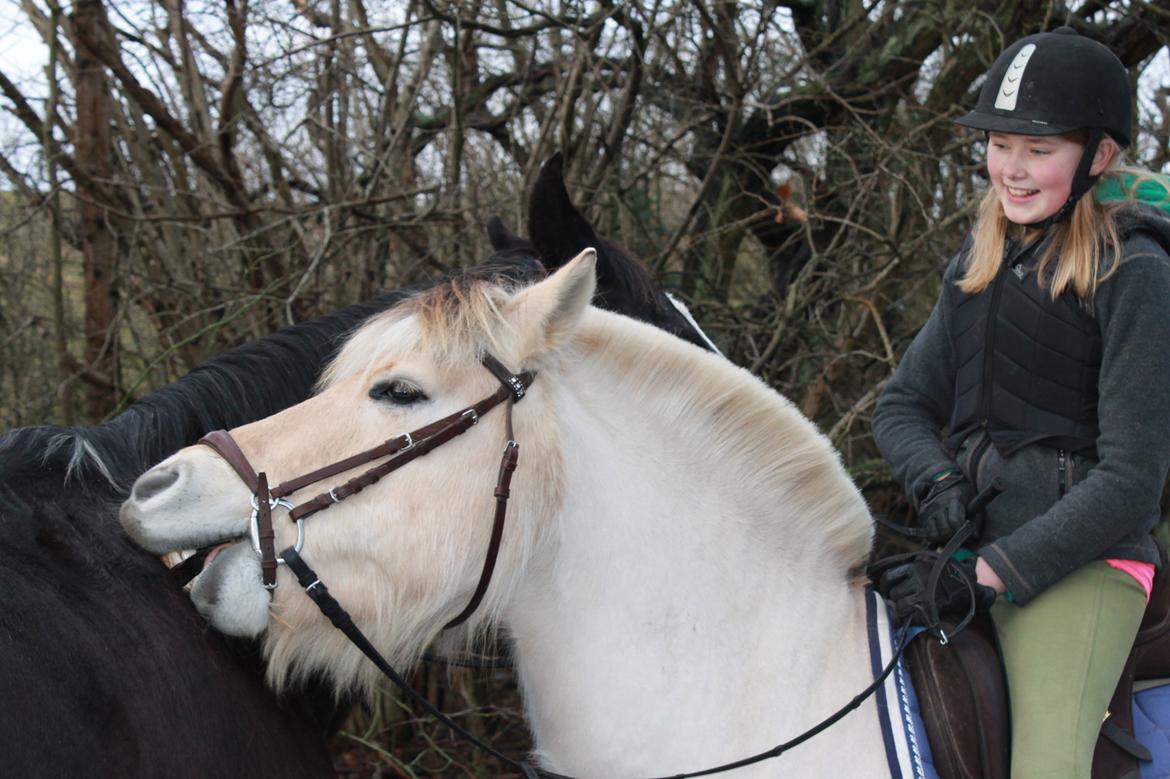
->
xmin=369 ymin=380 xmax=428 ymax=405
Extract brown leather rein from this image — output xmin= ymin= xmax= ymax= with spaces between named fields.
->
xmin=193 ymin=354 xmax=534 ymax=630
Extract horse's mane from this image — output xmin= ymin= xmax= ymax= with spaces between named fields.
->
xmin=0 ymin=290 xmax=409 ymax=494
xmin=583 ymin=311 xmax=874 ymax=570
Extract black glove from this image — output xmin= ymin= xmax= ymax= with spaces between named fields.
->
xmin=916 ymin=470 xmax=976 ymax=543
xmin=878 ymin=556 xmax=997 ymax=626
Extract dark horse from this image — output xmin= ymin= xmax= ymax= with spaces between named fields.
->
xmin=0 ymin=291 xmax=412 ymax=777
xmin=487 ymin=153 xmax=716 ymax=353
xmin=0 ymin=155 xmax=710 ymax=775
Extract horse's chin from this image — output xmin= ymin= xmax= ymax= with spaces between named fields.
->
xmin=190 ymin=542 xmax=271 ymax=638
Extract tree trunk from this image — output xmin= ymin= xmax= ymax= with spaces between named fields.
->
xmin=72 ymin=0 xmax=119 ymax=421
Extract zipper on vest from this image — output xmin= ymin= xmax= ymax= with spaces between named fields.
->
xmin=978 ymin=251 xmax=1012 ymax=425
xmin=1057 ymin=448 xmax=1069 ymax=498
xmin=978 ymin=239 xmax=1034 ymax=426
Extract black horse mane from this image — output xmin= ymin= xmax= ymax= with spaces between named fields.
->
xmin=0 ymin=291 xmax=407 ymax=495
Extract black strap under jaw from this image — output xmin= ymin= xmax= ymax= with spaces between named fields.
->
xmin=279 ymin=546 xmax=552 ymax=778
xmin=1023 ymin=127 xmax=1106 ymax=231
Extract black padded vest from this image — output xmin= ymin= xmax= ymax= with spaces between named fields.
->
xmin=948 ymin=241 xmax=1102 ymax=456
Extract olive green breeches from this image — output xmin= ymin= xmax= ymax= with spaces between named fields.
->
xmin=991 ymin=560 xmax=1147 ymax=779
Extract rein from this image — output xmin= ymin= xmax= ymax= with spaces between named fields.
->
xmin=869 ymin=478 xmax=1005 ymax=644
xmin=190 ymin=353 xmax=926 ymax=777
xmin=282 ymin=544 xmax=915 ymax=779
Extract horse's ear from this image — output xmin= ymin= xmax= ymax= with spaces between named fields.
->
xmin=506 ymin=248 xmax=596 ymax=358
xmin=527 ymin=154 xmax=600 ymax=268
xmin=486 ymin=215 xmax=534 ymax=253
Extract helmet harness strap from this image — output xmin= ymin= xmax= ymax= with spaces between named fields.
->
xmin=1024 ymin=126 xmax=1105 ymax=231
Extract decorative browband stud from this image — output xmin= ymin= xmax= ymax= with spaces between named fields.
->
xmin=505 ymin=375 xmax=526 ymax=401
xmin=480 ymin=353 xmax=530 ymax=403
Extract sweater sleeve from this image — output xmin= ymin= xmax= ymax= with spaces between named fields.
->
xmin=980 ymin=235 xmax=1170 ymax=604
xmin=873 ymin=258 xmax=963 ymax=504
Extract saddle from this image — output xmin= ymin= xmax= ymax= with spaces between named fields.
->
xmin=910 ymin=546 xmax=1170 ymax=779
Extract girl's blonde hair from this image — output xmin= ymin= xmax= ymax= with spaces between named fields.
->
xmin=958 ymin=168 xmax=1127 ymax=302
xmin=956 ymin=122 xmax=1170 ymax=302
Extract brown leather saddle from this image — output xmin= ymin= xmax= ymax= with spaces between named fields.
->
xmin=909 ymin=548 xmax=1170 ymax=779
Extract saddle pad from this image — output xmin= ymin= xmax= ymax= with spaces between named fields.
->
xmin=1135 ymin=682 xmax=1170 ymax=778
xmin=866 ymin=588 xmax=940 ymax=779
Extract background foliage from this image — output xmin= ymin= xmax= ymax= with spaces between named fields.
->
xmin=2 ymin=1 xmax=1169 ymax=774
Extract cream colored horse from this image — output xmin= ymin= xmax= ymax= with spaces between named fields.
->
xmin=120 ymin=251 xmax=889 ymax=776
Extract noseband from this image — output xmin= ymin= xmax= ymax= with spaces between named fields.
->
xmin=196 ymin=354 xmax=534 ymax=630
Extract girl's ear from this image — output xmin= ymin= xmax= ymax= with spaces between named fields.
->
xmin=505 ymin=249 xmax=596 ymax=360
xmin=1091 ymin=137 xmax=1120 ymax=176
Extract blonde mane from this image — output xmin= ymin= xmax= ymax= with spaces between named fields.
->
xmin=573 ymin=309 xmax=874 ymax=573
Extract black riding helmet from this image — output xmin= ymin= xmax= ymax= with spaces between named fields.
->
xmin=955 ymin=27 xmax=1133 ymax=227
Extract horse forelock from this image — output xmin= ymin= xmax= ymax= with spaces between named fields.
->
xmin=321 ymin=275 xmax=524 ymax=389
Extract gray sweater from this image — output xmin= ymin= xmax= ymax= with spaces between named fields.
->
xmin=873 ymin=206 xmax=1170 ymax=605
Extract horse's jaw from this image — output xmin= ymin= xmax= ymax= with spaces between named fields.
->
xmin=190 ymin=543 xmax=271 ymax=637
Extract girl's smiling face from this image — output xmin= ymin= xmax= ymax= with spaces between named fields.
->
xmin=985 ymin=131 xmax=1116 ymax=225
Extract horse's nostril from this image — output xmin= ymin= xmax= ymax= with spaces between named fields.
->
xmin=132 ymin=467 xmax=180 ymax=502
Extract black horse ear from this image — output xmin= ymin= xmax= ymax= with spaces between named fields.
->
xmin=527 ymin=153 xmax=601 ymax=269
xmin=486 ymin=215 xmax=534 ymax=253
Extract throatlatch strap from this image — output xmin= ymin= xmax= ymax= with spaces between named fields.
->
xmin=443 ymin=409 xmax=520 ymax=629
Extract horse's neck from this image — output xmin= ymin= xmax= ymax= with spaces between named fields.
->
xmin=505 ymin=324 xmax=881 ymax=775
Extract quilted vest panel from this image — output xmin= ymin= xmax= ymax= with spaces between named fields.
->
xmin=948 ymin=249 xmax=1102 ymax=455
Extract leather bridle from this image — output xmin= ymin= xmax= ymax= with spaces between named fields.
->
xmin=195 ymin=353 xmax=534 ymax=630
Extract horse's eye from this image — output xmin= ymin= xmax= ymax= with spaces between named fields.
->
xmin=369 ymin=380 xmax=427 ymax=405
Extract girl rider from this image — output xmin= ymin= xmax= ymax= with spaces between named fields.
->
xmin=874 ymin=27 xmax=1170 ymax=778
